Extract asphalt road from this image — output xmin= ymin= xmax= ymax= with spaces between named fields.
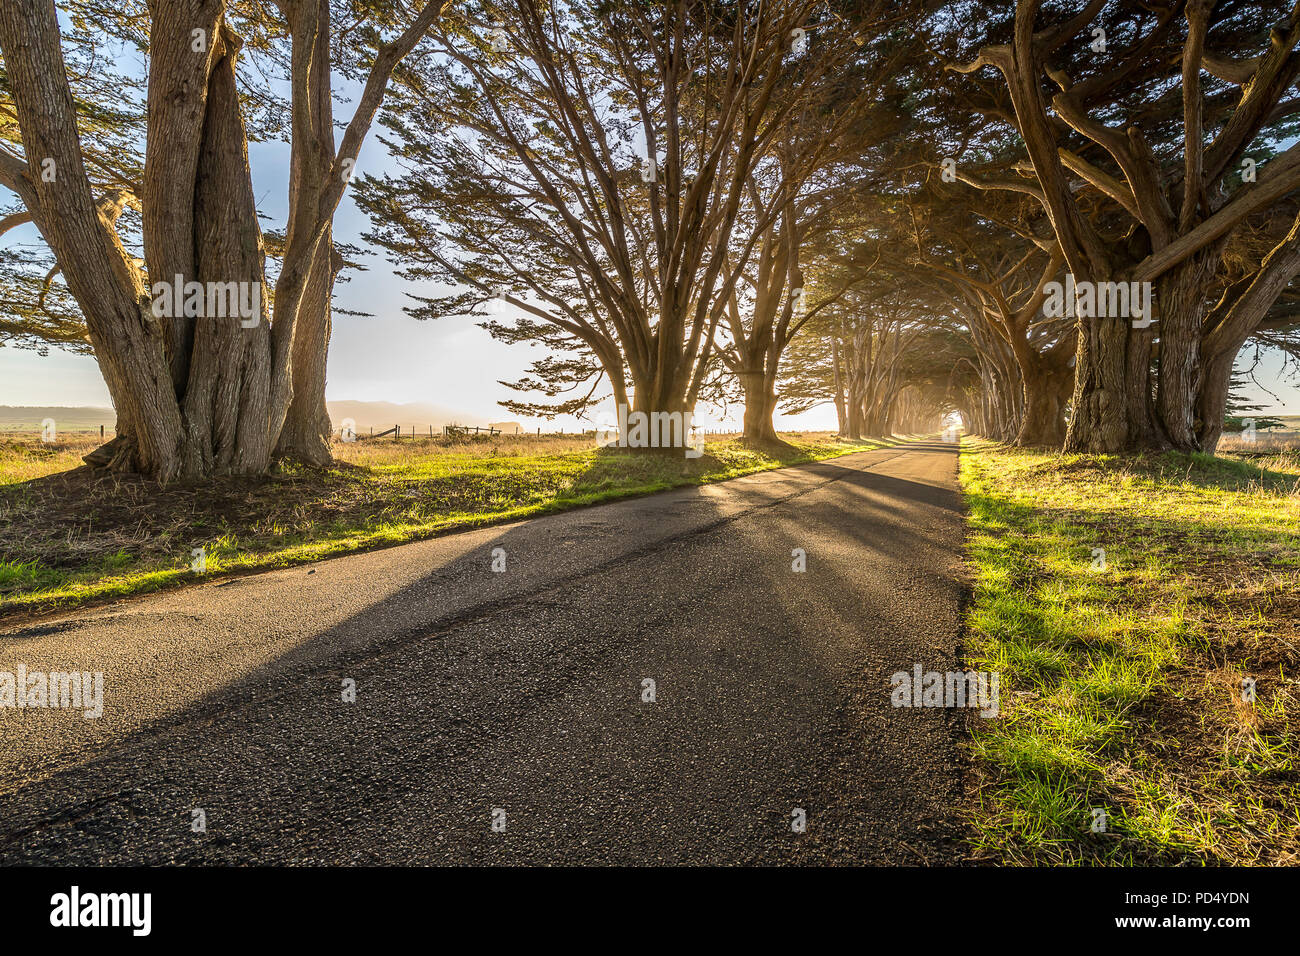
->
xmin=0 ymin=439 xmax=972 ymax=865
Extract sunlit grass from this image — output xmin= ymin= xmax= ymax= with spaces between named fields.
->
xmin=961 ymin=439 xmax=1300 ymax=865
xmin=0 ymin=435 xmax=97 ymax=485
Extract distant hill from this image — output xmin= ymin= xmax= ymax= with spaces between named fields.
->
xmin=0 ymin=406 xmax=115 ymax=430
xmin=326 ymin=400 xmax=487 ymax=432
xmin=1 ymin=402 xmax=497 ymax=434
xmin=489 ymin=421 xmax=527 ymax=435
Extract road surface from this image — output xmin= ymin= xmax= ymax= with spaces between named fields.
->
xmin=0 ymin=439 xmax=972 ymax=865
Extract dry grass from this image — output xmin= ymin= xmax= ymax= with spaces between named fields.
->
xmin=1216 ymin=430 xmax=1300 ymax=455
xmin=0 ymin=432 xmax=106 ymax=485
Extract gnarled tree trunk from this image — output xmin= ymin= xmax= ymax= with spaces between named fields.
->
xmin=0 ymin=0 xmax=445 ymax=482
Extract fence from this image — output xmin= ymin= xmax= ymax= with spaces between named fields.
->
xmin=0 ymin=424 xmax=115 ymax=438
xmin=338 ymin=424 xmax=736 ymax=442
xmin=344 ymin=424 xmax=551 ymax=441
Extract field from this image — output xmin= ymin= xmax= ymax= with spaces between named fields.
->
xmin=0 ymin=406 xmax=116 ymax=433
xmin=1217 ymin=431 xmax=1300 ymax=454
xmin=960 ymin=441 xmax=1300 ymax=864
xmin=0 ymin=430 xmax=897 ymax=620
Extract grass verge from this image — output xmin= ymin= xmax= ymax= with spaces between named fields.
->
xmin=0 ymin=431 xmax=899 ymax=620
xmin=960 ymin=439 xmax=1300 ymax=865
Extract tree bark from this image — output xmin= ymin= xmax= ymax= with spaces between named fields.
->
xmin=1015 ymin=365 xmax=1067 ymax=447
xmin=1195 ymin=347 xmax=1236 ymax=452
xmin=1064 ymin=313 xmax=1138 ymax=453
xmin=275 ymin=230 xmax=338 ymax=466
xmin=739 ymin=369 xmax=781 ymax=444
xmin=1155 ymin=252 xmax=1218 ymax=449
xmin=181 ymin=30 xmax=273 ymax=477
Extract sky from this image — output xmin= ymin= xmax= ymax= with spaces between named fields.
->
xmin=3 ymin=41 xmax=1299 ymax=431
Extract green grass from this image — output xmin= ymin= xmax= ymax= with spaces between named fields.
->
xmin=960 ymin=439 xmax=1300 ymax=865
xmin=0 ymin=431 xmax=901 ymax=619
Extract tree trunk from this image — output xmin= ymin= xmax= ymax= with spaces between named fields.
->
xmin=626 ymin=366 xmax=693 ymax=453
xmin=846 ymin=375 xmax=866 ymax=440
xmin=1155 ymin=253 xmax=1217 ymax=450
xmin=1064 ymin=314 xmax=1139 ymax=453
xmin=0 ymin=0 xmax=185 ymax=479
xmin=631 ymin=380 xmax=690 ymax=419
xmin=0 ymin=0 xmax=444 ymax=482
xmin=740 ymin=369 xmax=780 ymax=444
xmin=831 ymin=332 xmax=848 ymax=436
xmin=276 ymin=231 xmax=338 ymax=466
xmin=1015 ymin=366 xmax=1066 ymax=447
xmin=1195 ymin=346 xmax=1236 ymax=453
xmin=274 ymin=0 xmax=338 ymax=467
xmin=181 ymin=36 xmax=273 ymax=477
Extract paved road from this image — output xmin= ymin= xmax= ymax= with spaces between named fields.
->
xmin=0 ymin=440 xmax=972 ymax=865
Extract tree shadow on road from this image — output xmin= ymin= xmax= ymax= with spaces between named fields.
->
xmin=0 ymin=441 xmax=977 ymax=865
